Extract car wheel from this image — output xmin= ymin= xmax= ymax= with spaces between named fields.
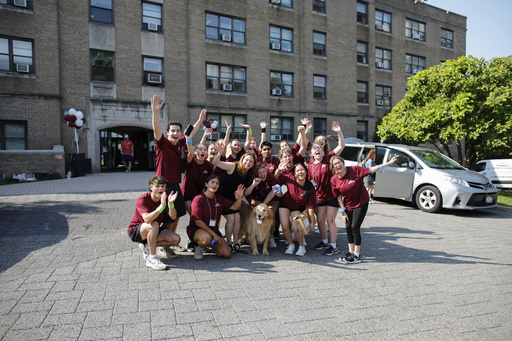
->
xmin=415 ymin=185 xmax=442 ymax=213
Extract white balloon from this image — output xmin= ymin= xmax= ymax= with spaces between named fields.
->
xmin=203 ymin=126 xmax=207 ymax=130
xmin=75 ymin=111 xmax=84 ymax=120
xmin=211 ymin=121 xmax=218 ymax=129
xmin=68 ymin=108 xmax=76 ymax=116
xmin=75 ymin=119 xmax=83 ymax=127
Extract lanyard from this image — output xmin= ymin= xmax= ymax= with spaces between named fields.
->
xmin=205 ymin=193 xmax=218 ymax=223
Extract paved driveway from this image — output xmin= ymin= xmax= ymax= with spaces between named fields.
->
xmin=1 ymin=172 xmax=511 ymax=340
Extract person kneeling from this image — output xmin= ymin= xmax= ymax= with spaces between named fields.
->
xmin=187 ymin=175 xmax=245 ymax=260
xmin=127 ymin=176 xmax=181 ymax=270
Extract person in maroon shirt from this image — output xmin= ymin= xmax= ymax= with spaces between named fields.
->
xmin=330 ymin=154 xmax=397 ymax=264
xmin=121 ymin=134 xmax=134 ymax=173
xmin=257 ymin=141 xmax=280 ymax=174
xmin=150 ymin=94 xmax=205 ymax=253
xmin=127 ymin=176 xmax=180 ymax=270
xmin=187 ymin=175 xmax=245 ymax=260
xmin=181 ymin=140 xmax=213 ymax=215
xmin=226 ymin=123 xmax=252 ymax=162
xmin=308 ymin=121 xmax=345 ymax=256
xmin=275 ymin=162 xmax=316 ymax=257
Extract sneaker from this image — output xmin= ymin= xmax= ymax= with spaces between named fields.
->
xmin=369 ymin=198 xmax=376 ymax=204
xmin=139 ymin=243 xmax=149 ymax=260
xmin=186 ymin=241 xmax=196 ymax=252
xmin=194 ymin=246 xmax=204 ymax=260
xmin=268 ymin=237 xmax=277 ymax=248
xmin=295 ymin=246 xmax=306 ymax=257
xmin=157 ymin=246 xmax=179 ymax=259
xmin=343 ymin=253 xmax=362 ymax=264
xmin=323 ymin=245 xmax=340 ymax=256
xmin=314 ymin=241 xmax=329 ymax=250
xmin=285 ymin=244 xmax=295 ymax=255
xmin=146 ymin=257 xmax=167 ymax=270
xmin=303 ymin=238 xmax=307 ymax=246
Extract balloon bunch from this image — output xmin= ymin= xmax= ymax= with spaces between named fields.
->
xmin=64 ymin=108 xmax=86 ymax=129
xmin=202 ymin=118 xmax=219 ymax=131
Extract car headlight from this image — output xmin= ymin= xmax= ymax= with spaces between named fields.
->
xmin=443 ymin=176 xmax=470 ymax=187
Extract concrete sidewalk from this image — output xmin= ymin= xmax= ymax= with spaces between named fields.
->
xmin=1 ymin=172 xmax=511 ymax=340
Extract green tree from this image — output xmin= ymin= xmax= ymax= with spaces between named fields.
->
xmin=377 ymin=56 xmax=512 ymax=168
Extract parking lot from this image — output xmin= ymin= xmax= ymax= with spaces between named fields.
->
xmin=0 ymin=171 xmax=511 ymax=340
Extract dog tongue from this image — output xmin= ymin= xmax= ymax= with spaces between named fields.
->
xmin=257 ymin=219 xmax=263 ymax=224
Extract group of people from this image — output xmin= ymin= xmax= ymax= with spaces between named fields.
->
xmin=127 ymin=94 xmax=397 ymax=270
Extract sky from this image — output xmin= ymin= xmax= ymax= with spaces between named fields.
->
xmin=425 ymin=0 xmax=511 ymax=60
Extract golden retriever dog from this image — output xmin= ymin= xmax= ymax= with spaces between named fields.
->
xmin=243 ymin=203 xmax=273 ymax=256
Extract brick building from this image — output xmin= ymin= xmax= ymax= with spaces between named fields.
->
xmin=0 ymin=0 xmax=466 ymax=175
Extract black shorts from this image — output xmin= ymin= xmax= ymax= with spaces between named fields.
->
xmin=278 ymin=200 xmax=306 ymax=212
xmin=186 ymin=226 xmax=223 ymax=241
xmin=166 ymin=183 xmax=186 ymax=218
xmin=222 ymin=209 xmax=239 ymax=216
xmin=316 ymin=198 xmax=339 ymax=207
xmin=122 ymin=155 xmax=133 ymax=163
xmin=128 ymin=223 xmax=166 ymax=244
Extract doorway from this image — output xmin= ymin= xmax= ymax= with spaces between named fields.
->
xmin=100 ymin=127 xmax=155 ymax=172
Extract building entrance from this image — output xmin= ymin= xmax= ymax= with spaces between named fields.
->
xmin=99 ymin=127 xmax=155 ymax=172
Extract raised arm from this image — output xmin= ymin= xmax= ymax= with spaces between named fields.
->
xmin=369 ymin=154 xmax=398 ymax=173
xmin=187 ymin=109 xmax=207 ymax=139
xmin=200 ymin=127 xmax=213 ymax=145
xmin=213 ymin=141 xmax=236 ymax=174
xmin=260 ymin=121 xmax=268 ymax=146
xmin=229 ymin=185 xmax=246 ymax=211
xmin=221 ymin=120 xmax=232 ymax=157
xmin=240 ymin=123 xmax=252 ymax=149
xmin=297 ymin=125 xmax=307 ymax=157
xmin=186 ymin=136 xmax=195 ymax=163
xmin=151 ymin=94 xmax=165 ymax=141
xmin=331 ymin=121 xmax=346 ymax=155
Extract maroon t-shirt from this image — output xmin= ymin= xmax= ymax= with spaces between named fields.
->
xmin=181 ymin=159 xmax=213 ymax=201
xmin=250 ymin=172 xmax=278 ymax=203
xmin=155 ymin=135 xmax=186 ymax=184
xmin=278 ymin=172 xmax=316 ymax=211
xmin=308 ymin=151 xmax=335 ymax=201
xmin=187 ymin=193 xmax=233 ymax=232
xmin=257 ymin=155 xmax=280 ymax=174
xmin=331 ymin=166 xmax=370 ymax=210
xmin=128 ymin=193 xmax=169 ymax=232
xmin=227 ymin=147 xmax=246 ymax=162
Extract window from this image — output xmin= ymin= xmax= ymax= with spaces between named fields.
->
xmin=142 ymin=2 xmax=162 ymax=32
xmin=405 ymin=19 xmax=425 ymax=41
xmin=375 ymin=47 xmax=391 ymax=70
xmin=91 ymin=50 xmax=114 ymax=82
xmin=357 ymin=81 xmax=368 ymax=104
xmin=405 ymin=54 xmax=425 ymax=74
xmin=90 ymin=0 xmax=113 ymax=24
xmin=441 ymin=29 xmax=453 ymax=48
xmin=270 ymin=117 xmax=294 ymax=142
xmin=0 ymin=121 xmax=27 ymax=150
xmin=206 ymin=63 xmax=246 ymax=92
xmin=270 ymin=71 xmax=293 ymax=97
xmin=206 ymin=12 xmax=246 ymax=44
xmin=375 ymin=10 xmax=391 ymax=32
xmin=143 ymin=57 xmax=163 ymax=86
xmin=375 ymin=85 xmax=392 ymax=107
xmin=0 ymin=37 xmax=34 ymax=74
xmin=0 ymin=0 xmax=33 ymax=9
xmin=313 ymin=31 xmax=326 ymax=57
xmin=357 ymin=2 xmax=368 ymax=24
xmin=313 ymin=118 xmax=326 ymax=138
xmin=313 ymin=0 xmax=325 ymax=13
xmin=206 ymin=114 xmax=247 ymax=141
xmin=269 ymin=0 xmax=292 ymax=8
xmin=269 ymin=25 xmax=293 ymax=52
xmin=313 ymin=75 xmax=326 ymax=99
xmin=357 ymin=121 xmax=368 ymax=141
xmin=357 ymin=41 xmax=368 ymax=64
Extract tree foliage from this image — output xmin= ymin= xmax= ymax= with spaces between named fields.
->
xmin=377 ymin=56 xmax=512 ymax=168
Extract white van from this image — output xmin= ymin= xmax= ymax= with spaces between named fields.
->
xmin=474 ymin=159 xmax=512 ymax=189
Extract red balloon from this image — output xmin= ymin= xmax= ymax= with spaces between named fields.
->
xmin=68 ymin=115 xmax=77 ymax=123
xmin=213 ymin=128 xmax=218 ymax=132
xmin=64 ymin=114 xmax=71 ymax=121
xmin=208 ymin=118 xmax=214 ymax=124
xmin=82 ymin=118 xmax=86 ymax=123
xmin=68 ymin=121 xmax=76 ymax=127
xmin=202 ymin=120 xmax=208 ymax=126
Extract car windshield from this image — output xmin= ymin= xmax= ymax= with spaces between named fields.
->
xmin=409 ymin=149 xmax=465 ymax=169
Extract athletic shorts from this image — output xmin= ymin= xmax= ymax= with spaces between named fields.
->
xmin=166 ymin=183 xmax=186 ymax=217
xmin=186 ymin=226 xmax=223 ymax=241
xmin=316 ymin=198 xmax=339 ymax=207
xmin=127 ymin=223 xmax=166 ymax=244
xmin=122 ymin=155 xmax=133 ymax=163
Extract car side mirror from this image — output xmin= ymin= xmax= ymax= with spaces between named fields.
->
xmin=408 ymin=161 xmax=415 ymax=169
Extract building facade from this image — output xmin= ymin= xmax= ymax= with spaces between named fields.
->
xmin=0 ymin=0 xmax=466 ymax=175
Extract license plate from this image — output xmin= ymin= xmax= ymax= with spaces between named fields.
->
xmin=486 ymin=196 xmax=493 ymax=204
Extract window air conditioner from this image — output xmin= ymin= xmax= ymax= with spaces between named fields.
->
xmin=148 ymin=23 xmax=158 ymax=31
xmin=412 ymin=69 xmax=419 ymax=74
xmin=147 ymin=74 xmax=162 ymax=84
xmin=221 ymin=34 xmax=232 ymax=42
xmin=16 ymin=64 xmax=29 ymax=73
xmin=375 ymin=23 xmax=384 ymax=30
xmin=14 ymin=0 xmax=27 ymax=7
xmin=271 ymin=43 xmax=281 ymax=50
xmin=271 ymin=0 xmax=281 ymax=4
xmin=376 ymin=100 xmax=384 ymax=106
xmin=270 ymin=134 xmax=282 ymax=141
xmin=376 ymin=62 xmax=384 ymax=68
xmin=271 ymin=88 xmax=282 ymax=96
xmin=222 ymin=84 xmax=232 ymax=91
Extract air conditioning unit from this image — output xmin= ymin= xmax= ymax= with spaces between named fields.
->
xmin=270 ymin=134 xmax=282 ymax=141
xmin=271 ymin=43 xmax=281 ymax=50
xmin=221 ymin=34 xmax=232 ymax=42
xmin=375 ymin=23 xmax=384 ymax=30
xmin=16 ymin=64 xmax=29 ymax=73
xmin=147 ymin=74 xmax=162 ymax=84
xmin=271 ymin=0 xmax=281 ymax=4
xmin=222 ymin=84 xmax=232 ymax=91
xmin=376 ymin=62 xmax=384 ymax=68
xmin=376 ymin=100 xmax=384 ymax=106
xmin=412 ymin=68 xmax=419 ymax=74
xmin=412 ymin=33 xmax=420 ymax=40
xmin=148 ymin=23 xmax=158 ymax=31
xmin=14 ymin=0 xmax=27 ymax=7
xmin=271 ymin=88 xmax=282 ymax=96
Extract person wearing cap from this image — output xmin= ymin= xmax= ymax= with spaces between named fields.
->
xmin=121 ymin=134 xmax=134 ymax=173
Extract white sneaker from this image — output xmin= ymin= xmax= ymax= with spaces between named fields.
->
xmin=194 ymin=246 xmax=204 ymax=260
xmin=157 ymin=246 xmax=178 ymax=259
xmin=268 ymin=237 xmax=277 ymax=248
xmin=146 ymin=257 xmax=166 ymax=270
xmin=295 ymin=246 xmax=306 ymax=257
xmin=139 ymin=243 xmax=148 ymax=260
xmin=285 ymin=244 xmax=295 ymax=255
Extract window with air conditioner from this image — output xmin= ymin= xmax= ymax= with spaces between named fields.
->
xmin=271 ymin=43 xmax=281 ymax=50
xmin=222 ymin=84 xmax=232 ymax=91
xmin=270 ymin=116 xmax=294 ymax=141
xmin=270 ymin=135 xmax=282 ymax=141
xmin=148 ymin=23 xmax=158 ymax=31
xmin=272 ymin=88 xmax=282 ymax=96
xmin=206 ymin=114 xmax=247 ymax=141
xmin=143 ymin=2 xmax=162 ymax=32
xmin=207 ymin=63 xmax=246 ymax=92
xmin=376 ymin=47 xmax=392 ymax=70
xmin=221 ymin=34 xmax=232 ymax=42
xmin=376 ymin=85 xmax=391 ymax=107
xmin=270 ymin=71 xmax=293 ymax=97
xmin=375 ymin=10 xmax=391 ymax=33
xmin=206 ymin=13 xmax=246 ymax=44
xmin=143 ymin=57 xmax=163 ymax=86
xmin=270 ymin=25 xmax=293 ymax=52
xmin=0 ymin=37 xmax=34 ymax=74
xmin=16 ymin=64 xmax=29 ymax=73
xmin=405 ymin=18 xmax=425 ymax=41
xmin=441 ymin=29 xmax=453 ymax=49
xmin=405 ymin=54 xmax=425 ymax=75
xmin=375 ymin=62 xmax=384 ymax=68
xmin=147 ymin=74 xmax=162 ymax=84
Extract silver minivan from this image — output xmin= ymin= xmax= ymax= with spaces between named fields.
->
xmin=340 ymin=143 xmax=498 ymax=213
